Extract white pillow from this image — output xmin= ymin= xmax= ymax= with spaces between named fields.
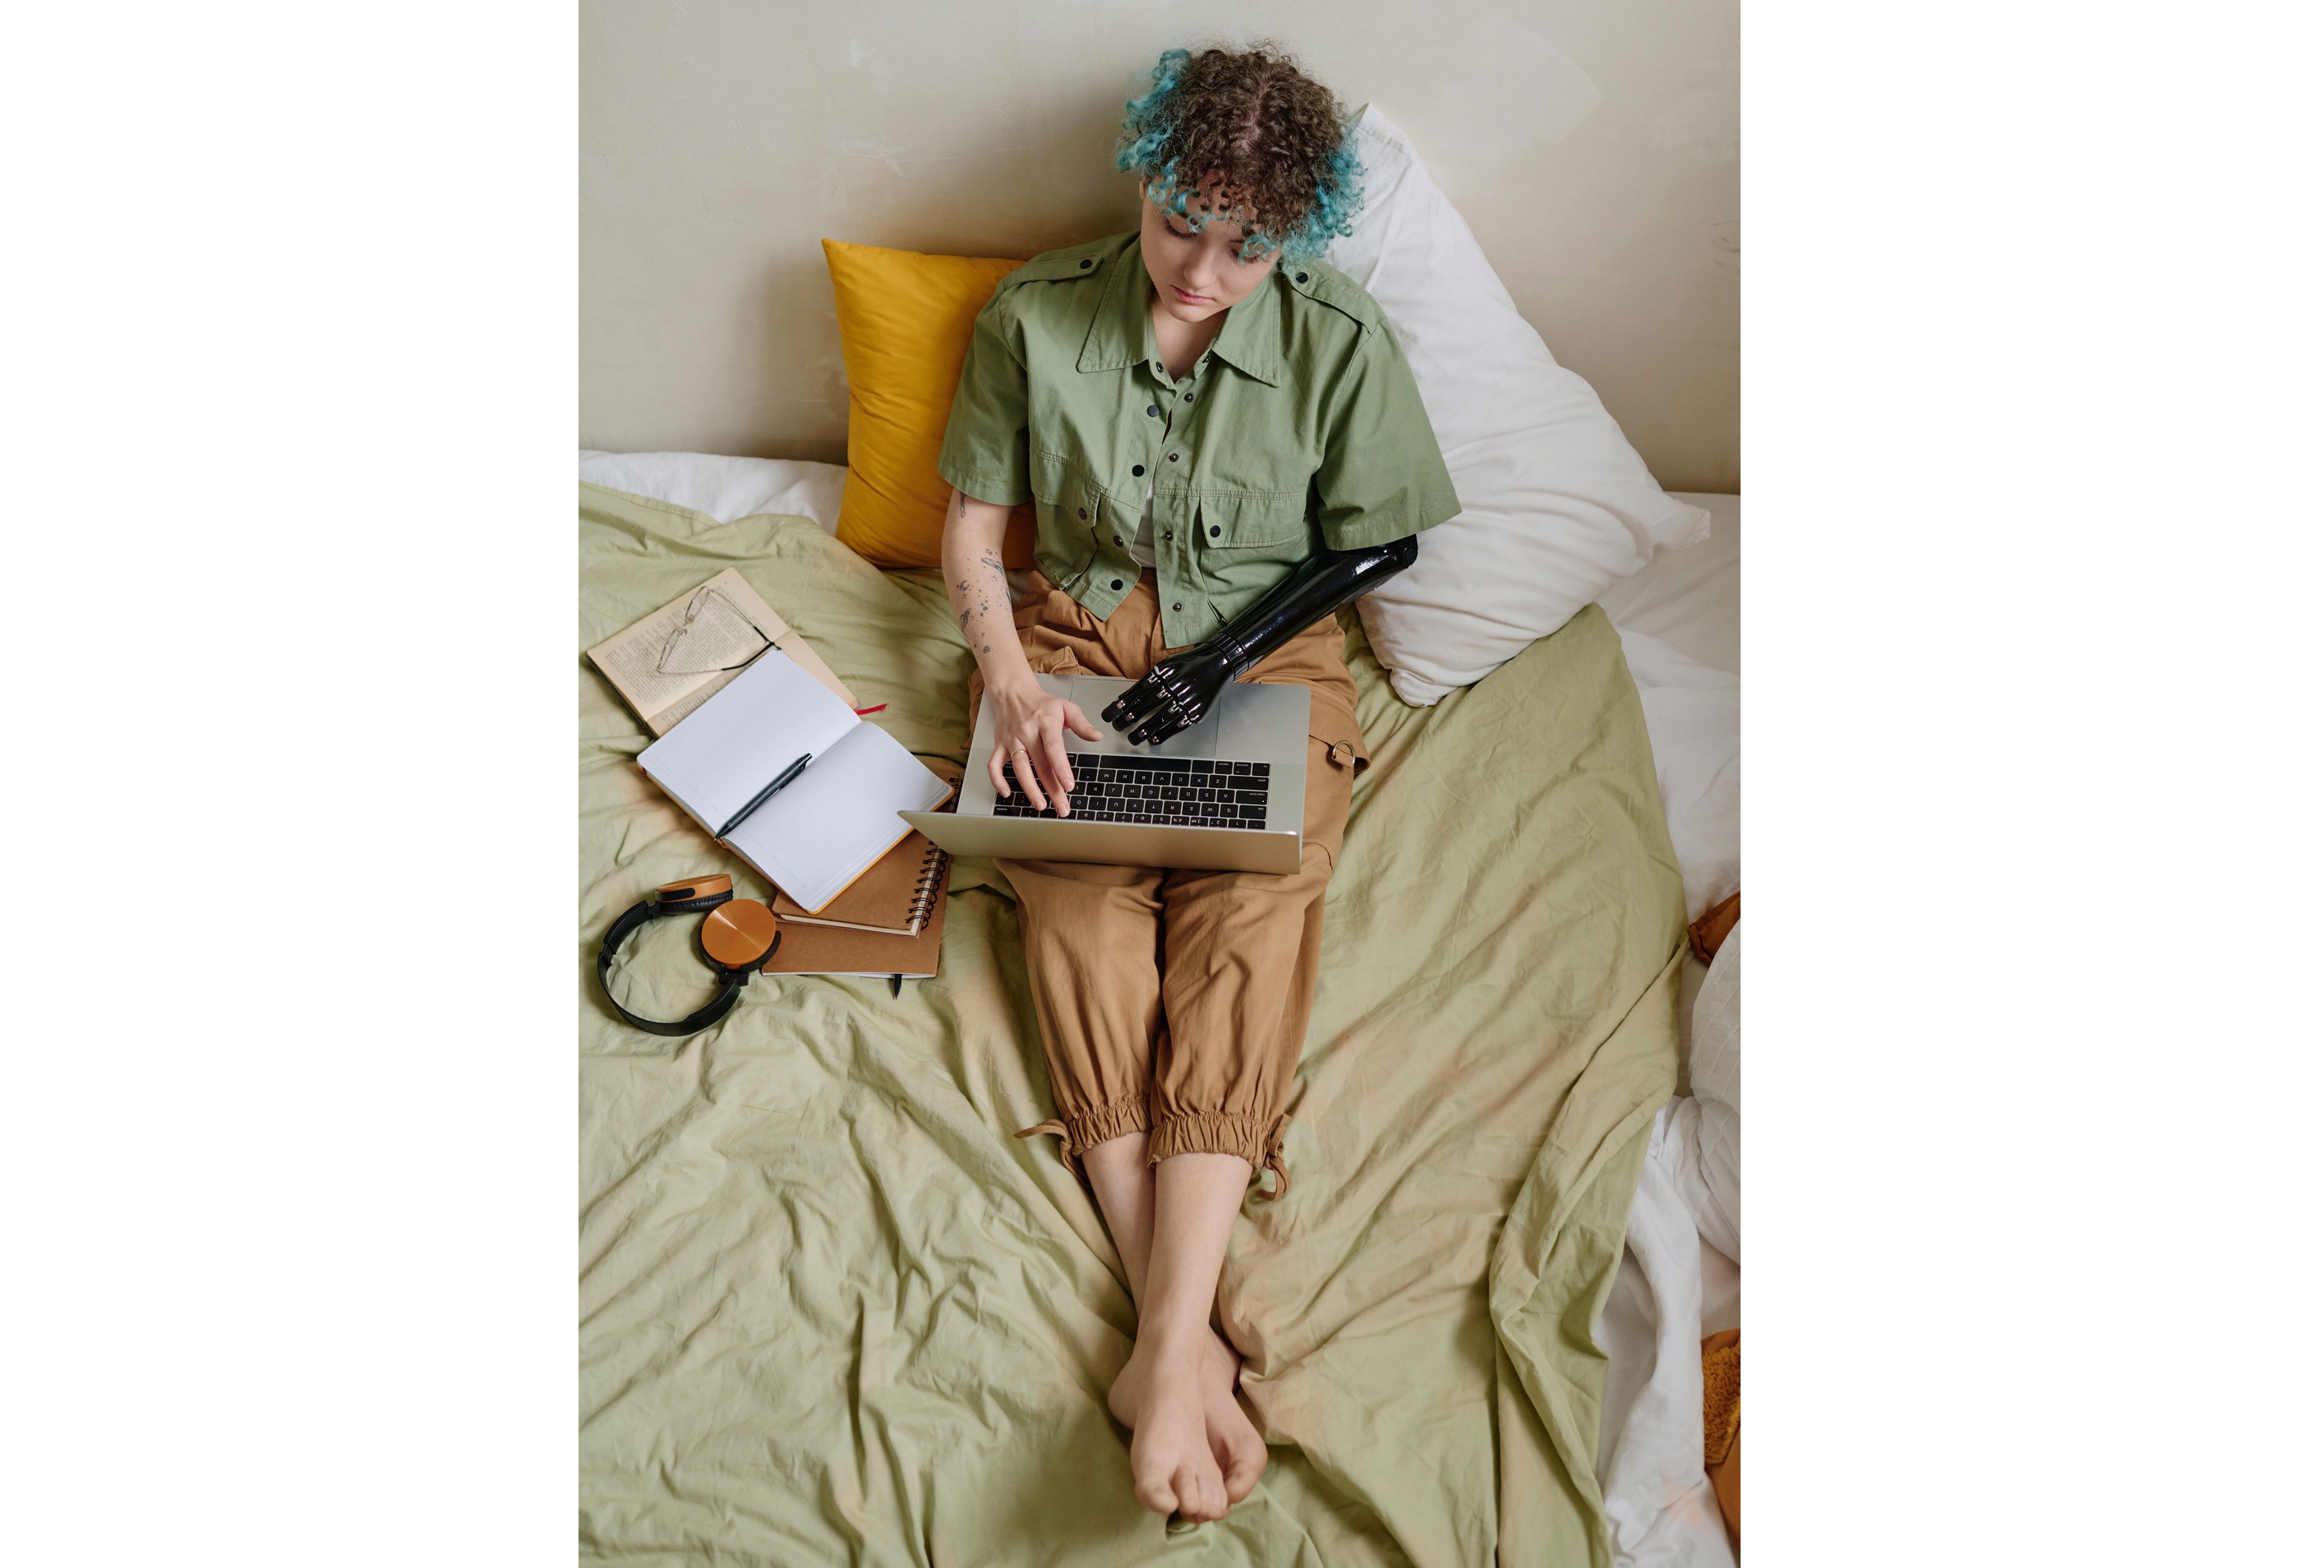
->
xmin=1686 ymin=926 xmax=1741 ymax=1264
xmin=1327 ymin=107 xmax=1711 ymax=705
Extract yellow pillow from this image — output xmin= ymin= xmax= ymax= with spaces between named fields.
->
xmin=822 ymin=238 xmax=1037 ymax=570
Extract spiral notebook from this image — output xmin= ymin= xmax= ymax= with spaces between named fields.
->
xmin=769 ymin=832 xmax=950 ymax=936
xmin=762 ymin=883 xmax=947 ymax=980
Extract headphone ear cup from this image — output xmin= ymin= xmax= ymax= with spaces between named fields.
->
xmin=657 ymin=872 xmax=735 ymax=911
xmin=699 ymin=899 xmax=780 ymax=971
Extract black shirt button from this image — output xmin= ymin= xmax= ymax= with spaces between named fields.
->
xmin=1114 ymin=533 xmax=1124 ymax=545
xmin=1183 ymin=393 xmax=1193 ymax=403
xmin=1208 ymin=524 xmax=1220 ymax=537
xmin=1167 ymin=453 xmax=1179 ymax=462
xmin=1173 ymin=602 xmax=1183 ymax=611
xmin=1163 ymin=530 xmax=1174 ymax=541
xmin=1110 ymin=579 xmax=1123 ymax=590
xmin=1078 ymin=258 xmax=1092 ymax=269
xmin=1077 ymin=507 xmax=1087 ymax=519
xmin=1132 ymin=464 xmax=1144 ymax=477
xmin=1147 ymin=405 xmax=1160 ymax=417
xmin=1295 ymin=271 xmax=1308 ymax=282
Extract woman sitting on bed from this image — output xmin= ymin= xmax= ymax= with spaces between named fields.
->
xmin=938 ymin=45 xmax=1458 ymax=1526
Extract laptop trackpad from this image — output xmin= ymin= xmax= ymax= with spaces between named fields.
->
xmin=1063 ymin=676 xmax=1218 ymax=759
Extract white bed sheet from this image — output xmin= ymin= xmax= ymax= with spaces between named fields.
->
xmin=576 ymin=451 xmax=1742 ymax=1566
xmin=579 ymin=450 xmax=844 ymax=533
xmin=1584 ymin=495 xmax=1743 ymax=1568
xmin=1598 ymin=495 xmax=1740 ymax=677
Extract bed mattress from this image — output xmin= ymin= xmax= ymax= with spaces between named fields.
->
xmin=581 ymin=450 xmax=1747 ymax=1561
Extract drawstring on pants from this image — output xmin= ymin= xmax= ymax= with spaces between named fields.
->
xmin=1257 ymin=1121 xmax=1291 ymax=1201
xmin=1014 ymin=1119 xmax=1072 ymax=1151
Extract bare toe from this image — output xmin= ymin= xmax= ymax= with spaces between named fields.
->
xmin=1200 ymin=1467 xmax=1230 ymax=1522
xmin=1202 ymin=1333 xmax=1267 ymax=1506
xmin=1220 ymin=1424 xmax=1266 ymax=1505
xmin=1134 ymin=1472 xmax=1178 ymax=1515
xmin=1178 ymin=1456 xmax=1231 ymax=1523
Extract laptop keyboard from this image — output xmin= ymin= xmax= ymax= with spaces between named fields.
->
xmin=994 ymin=754 xmax=1274 ymax=828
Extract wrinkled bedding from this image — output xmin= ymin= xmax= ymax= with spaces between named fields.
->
xmin=580 ymin=483 xmax=1685 ymax=1566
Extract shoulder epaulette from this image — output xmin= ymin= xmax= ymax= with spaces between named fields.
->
xmin=1280 ymin=260 xmax=1381 ymax=336
xmin=998 ymin=236 xmax=1126 ymax=291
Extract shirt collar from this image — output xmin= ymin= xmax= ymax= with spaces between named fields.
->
xmin=1077 ymin=239 xmax=1284 ymax=387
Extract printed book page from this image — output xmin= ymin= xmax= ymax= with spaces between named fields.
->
xmin=589 ymin=570 xmax=855 ymax=734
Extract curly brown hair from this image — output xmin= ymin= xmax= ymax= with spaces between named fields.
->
xmin=1115 ymin=45 xmax=1362 ymax=261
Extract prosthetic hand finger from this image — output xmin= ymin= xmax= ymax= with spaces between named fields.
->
xmin=1109 ymin=685 xmax=1174 ymax=740
xmin=1127 ymin=700 xmax=1192 ymax=746
xmin=1103 ymin=676 xmax=1164 ymax=731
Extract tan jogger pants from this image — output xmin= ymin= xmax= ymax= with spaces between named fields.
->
xmin=975 ymin=571 xmax=1367 ymax=1199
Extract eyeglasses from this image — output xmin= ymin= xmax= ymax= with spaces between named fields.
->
xmin=655 ymin=587 xmax=775 ymax=676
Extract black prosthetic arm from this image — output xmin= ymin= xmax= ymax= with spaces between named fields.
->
xmin=1101 ymin=533 xmax=1419 ymax=745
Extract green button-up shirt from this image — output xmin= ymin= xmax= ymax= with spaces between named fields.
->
xmin=938 ymin=231 xmax=1459 ymax=649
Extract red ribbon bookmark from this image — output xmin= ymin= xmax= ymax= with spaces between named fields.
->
xmin=853 ymin=703 xmax=888 ymax=716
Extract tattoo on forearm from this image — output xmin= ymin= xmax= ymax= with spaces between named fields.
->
xmin=947 ymin=508 xmax=1013 ymax=657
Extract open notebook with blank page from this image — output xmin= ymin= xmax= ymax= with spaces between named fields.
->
xmin=636 ymin=648 xmax=952 ymax=911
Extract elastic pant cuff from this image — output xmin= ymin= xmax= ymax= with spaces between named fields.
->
xmin=1146 ymin=1109 xmax=1268 ymax=1170
xmin=1014 ymin=1091 xmax=1151 ymax=1166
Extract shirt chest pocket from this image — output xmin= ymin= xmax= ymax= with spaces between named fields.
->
xmin=1194 ymin=491 xmax=1311 ymax=553
xmin=1030 ymin=447 xmax=1128 ymax=572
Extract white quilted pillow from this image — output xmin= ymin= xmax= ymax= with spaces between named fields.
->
xmin=1649 ymin=924 xmax=1741 ymax=1266
xmin=1688 ymin=926 xmax=1741 ymax=1263
xmin=1327 ymin=107 xmax=1711 ymax=705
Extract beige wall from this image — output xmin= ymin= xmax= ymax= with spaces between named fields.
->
xmin=582 ymin=0 xmax=1738 ymax=494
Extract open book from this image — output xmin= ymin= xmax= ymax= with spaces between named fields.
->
xmin=588 ymin=570 xmax=854 ymax=735
xmin=637 ymin=648 xmax=953 ymax=912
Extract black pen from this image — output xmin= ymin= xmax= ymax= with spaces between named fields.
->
xmin=717 ymin=752 xmax=812 ymax=838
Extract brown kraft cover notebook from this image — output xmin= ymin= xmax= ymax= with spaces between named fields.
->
xmin=770 ymin=832 xmax=949 ymax=936
xmin=762 ymin=890 xmax=946 ymax=980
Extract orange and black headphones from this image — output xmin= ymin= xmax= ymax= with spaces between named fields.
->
xmin=595 ymin=874 xmax=781 ymax=1036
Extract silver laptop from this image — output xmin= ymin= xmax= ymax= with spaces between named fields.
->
xmin=901 ymin=672 xmax=1309 ymax=874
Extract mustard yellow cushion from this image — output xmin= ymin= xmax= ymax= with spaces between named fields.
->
xmin=822 ymin=238 xmax=1037 ymax=569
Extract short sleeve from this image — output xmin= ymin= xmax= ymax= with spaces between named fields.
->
xmin=937 ymin=292 xmax=1032 ymax=507
xmin=1311 ymin=326 xmax=1460 ymax=551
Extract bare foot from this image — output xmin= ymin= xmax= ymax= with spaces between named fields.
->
xmin=1109 ymin=1331 xmax=1229 ymax=1522
xmin=1200 ymin=1330 xmax=1267 ymax=1507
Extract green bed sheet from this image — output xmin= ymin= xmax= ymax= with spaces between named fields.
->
xmin=580 ymin=484 xmax=1685 ymax=1566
